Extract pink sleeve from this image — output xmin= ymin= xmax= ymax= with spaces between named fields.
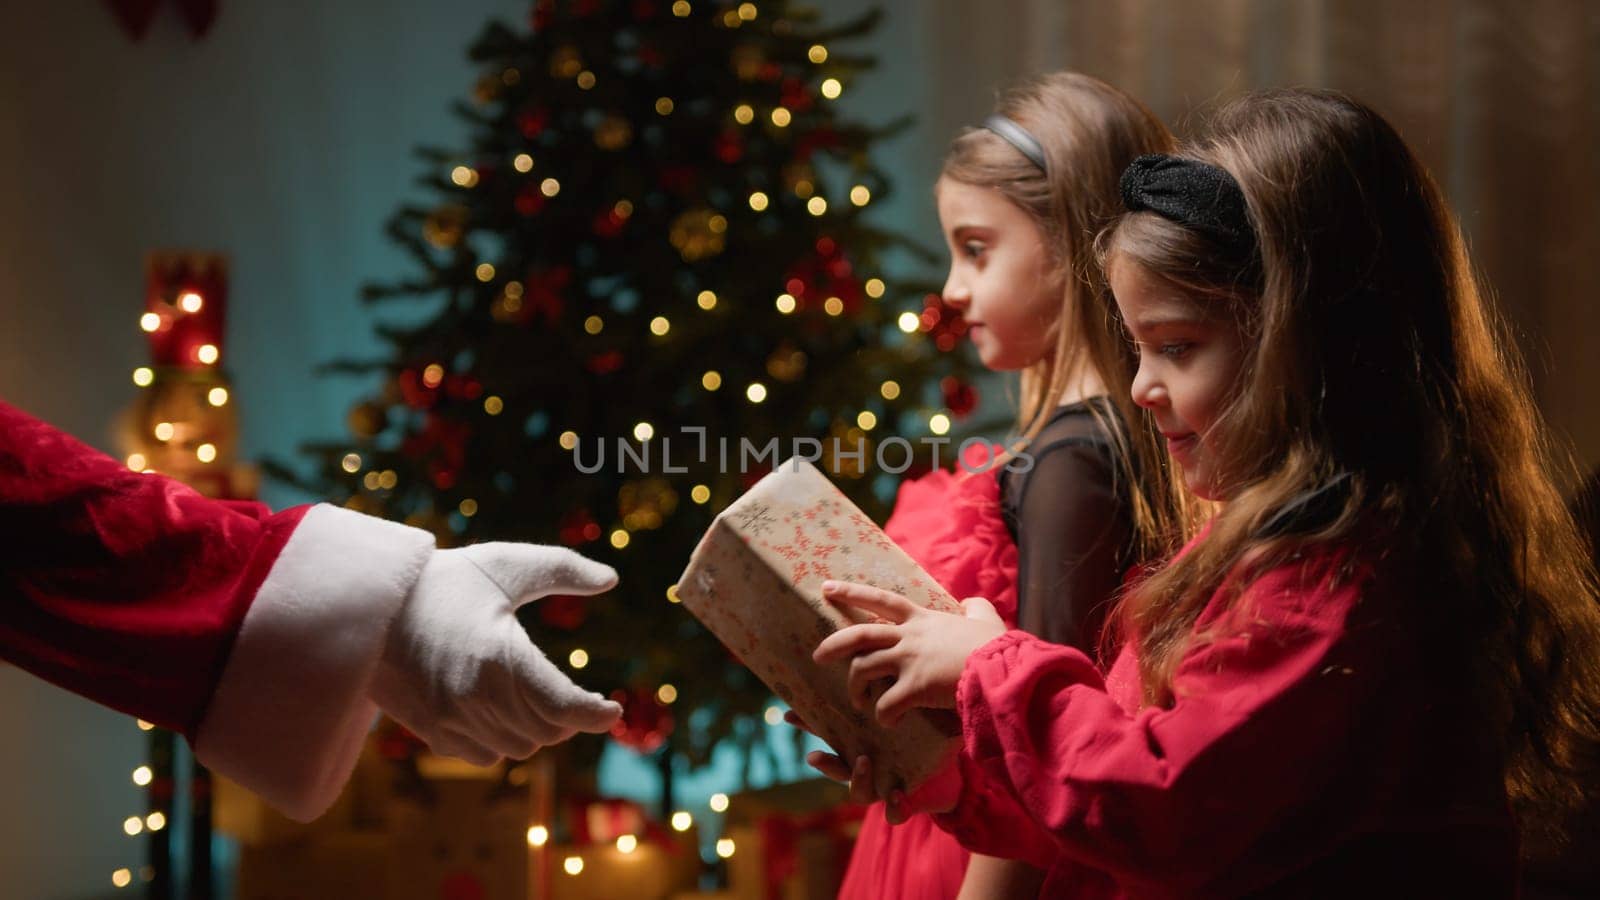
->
xmin=0 ymin=399 xmax=308 ymax=733
xmin=935 ymin=559 xmax=1396 ymax=889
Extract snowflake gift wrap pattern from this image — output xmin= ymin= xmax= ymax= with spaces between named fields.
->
xmin=676 ymin=458 xmax=962 ymax=799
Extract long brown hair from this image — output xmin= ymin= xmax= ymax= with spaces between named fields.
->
xmin=941 ymin=71 xmax=1195 ymax=563
xmin=1101 ymin=89 xmax=1600 ymax=850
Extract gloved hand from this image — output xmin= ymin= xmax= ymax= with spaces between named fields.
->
xmin=370 ymin=542 xmax=623 ymax=765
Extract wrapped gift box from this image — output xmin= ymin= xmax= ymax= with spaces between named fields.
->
xmin=677 ymin=458 xmax=963 ymax=799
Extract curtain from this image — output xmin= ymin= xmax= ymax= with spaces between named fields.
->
xmin=919 ymin=0 xmax=1600 ymax=476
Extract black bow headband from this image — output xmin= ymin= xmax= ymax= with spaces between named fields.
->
xmin=1119 ymin=154 xmax=1256 ymax=258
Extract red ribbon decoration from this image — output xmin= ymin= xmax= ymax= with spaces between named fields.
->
xmin=562 ymin=794 xmax=683 ymax=855
xmin=105 ymin=0 xmax=220 ymax=40
xmin=144 ymin=252 xmax=228 ymax=369
xmin=757 ymin=803 xmax=867 ymax=900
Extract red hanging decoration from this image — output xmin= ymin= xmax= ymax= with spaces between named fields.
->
xmin=523 ymin=266 xmax=570 ymax=326
xmin=586 ymin=351 xmax=625 ymax=375
xmin=714 ymin=130 xmax=745 ymax=164
xmin=514 ymin=184 xmax=547 ymax=217
xmin=608 ymin=687 xmax=674 ymax=754
xmin=538 ymin=595 xmax=589 ymax=630
xmin=782 ymin=238 xmax=863 ymax=315
xmin=144 ymin=251 xmax=228 ymax=369
xmin=942 ymin=376 xmax=978 ymax=417
xmin=440 ymin=870 xmax=486 ymax=900
xmin=920 ymin=294 xmax=969 ymax=352
xmin=794 ymin=127 xmax=841 ymax=161
xmin=779 ymin=77 xmax=815 ymax=112
xmin=558 ymin=507 xmax=602 ymax=546
xmin=105 ymin=0 xmax=219 ymax=40
xmin=518 ymin=107 xmax=550 ymax=139
xmin=401 ymin=413 xmax=470 ymax=489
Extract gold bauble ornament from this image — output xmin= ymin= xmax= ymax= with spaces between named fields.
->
xmin=473 ymin=74 xmax=501 ymax=104
xmin=765 ymin=343 xmax=807 ymax=382
xmin=549 ymin=45 xmax=583 ymax=79
xmin=668 ymin=208 xmax=728 ymax=262
xmin=619 ymin=477 xmax=679 ymax=531
xmin=593 ymin=115 xmax=634 ymax=151
xmin=422 ymin=204 xmax=468 ymax=250
xmin=347 ymin=400 xmax=389 ymax=438
xmin=729 ymin=44 xmax=765 ymax=81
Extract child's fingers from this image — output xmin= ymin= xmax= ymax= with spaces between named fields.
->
xmin=846 ymin=648 xmax=902 ymax=711
xmin=821 ymin=580 xmax=919 ymax=623
xmin=960 ymin=596 xmax=1003 ymax=625
xmin=874 ymin=676 xmax=919 ymax=728
xmin=814 ymin=623 xmax=901 ymax=664
xmin=782 ymin=709 xmax=814 ymax=736
xmin=885 ymin=789 xmax=909 ymax=825
xmin=805 ymin=750 xmax=852 ymax=783
xmin=848 ymin=755 xmax=876 ymax=805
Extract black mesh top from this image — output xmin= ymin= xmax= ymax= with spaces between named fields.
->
xmin=998 ymin=397 xmax=1136 ymax=655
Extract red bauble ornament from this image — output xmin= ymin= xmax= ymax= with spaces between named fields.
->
xmin=402 ymin=414 xmax=470 ymax=489
xmin=586 ymin=351 xmax=624 ymax=375
xmin=558 ymin=507 xmax=601 ymax=546
xmin=398 ymin=368 xmax=439 ymax=409
xmin=609 ymin=687 xmax=674 ymax=754
xmin=920 ymin=294 xmax=969 ymax=351
xmin=942 ymin=376 xmax=978 ymax=417
xmin=539 ymin=595 xmax=588 ymax=630
xmin=515 ymin=185 xmax=547 ymax=217
xmin=500 ymin=265 xmax=570 ymax=326
xmin=518 ymin=107 xmax=550 ymax=139
xmin=592 ymin=207 xmax=627 ymax=238
xmin=440 ymin=870 xmax=486 ymax=900
xmin=531 ymin=0 xmax=554 ymax=30
xmin=658 ymin=165 xmax=697 ymax=194
xmin=780 ymin=77 xmax=814 ymax=112
xmin=783 ymin=239 xmax=863 ymax=315
xmin=795 ymin=127 xmax=841 ymax=161
xmin=714 ymin=130 xmax=744 ymax=164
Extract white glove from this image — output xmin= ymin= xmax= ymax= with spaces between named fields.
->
xmin=369 ymin=542 xmax=623 ymax=766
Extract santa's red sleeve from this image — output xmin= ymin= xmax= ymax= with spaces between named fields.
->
xmin=0 ymin=400 xmax=434 ymax=821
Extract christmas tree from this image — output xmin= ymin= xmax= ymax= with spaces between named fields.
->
xmin=272 ymin=0 xmax=980 ymax=776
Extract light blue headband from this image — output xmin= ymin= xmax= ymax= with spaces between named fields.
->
xmin=982 ymin=115 xmax=1048 ymax=174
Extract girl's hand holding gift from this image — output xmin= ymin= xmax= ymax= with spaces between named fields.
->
xmin=813 ymin=580 xmax=1007 ymax=727
xmin=787 ymin=707 xmax=963 ymax=823
xmin=799 ymin=580 xmax=1004 ymax=822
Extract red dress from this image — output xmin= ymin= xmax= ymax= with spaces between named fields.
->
xmin=836 ymin=451 xmax=1020 ymax=900
xmin=933 ymin=529 xmax=1520 ymax=897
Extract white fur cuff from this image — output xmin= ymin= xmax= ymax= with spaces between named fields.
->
xmin=194 ymin=503 xmax=434 ymax=821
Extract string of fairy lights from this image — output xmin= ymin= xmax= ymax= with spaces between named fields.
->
xmin=109 ymin=719 xmax=166 ymax=890
xmin=121 ymin=270 xmax=228 ymax=891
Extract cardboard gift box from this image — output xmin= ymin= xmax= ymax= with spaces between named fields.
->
xmin=676 ymin=458 xmax=962 ymax=799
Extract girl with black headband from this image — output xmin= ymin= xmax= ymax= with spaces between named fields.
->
xmin=814 ymin=89 xmax=1600 ymax=896
xmin=790 ymin=72 xmax=1189 ymax=899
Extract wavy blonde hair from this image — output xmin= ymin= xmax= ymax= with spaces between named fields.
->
xmin=941 ymin=71 xmax=1195 ymax=563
